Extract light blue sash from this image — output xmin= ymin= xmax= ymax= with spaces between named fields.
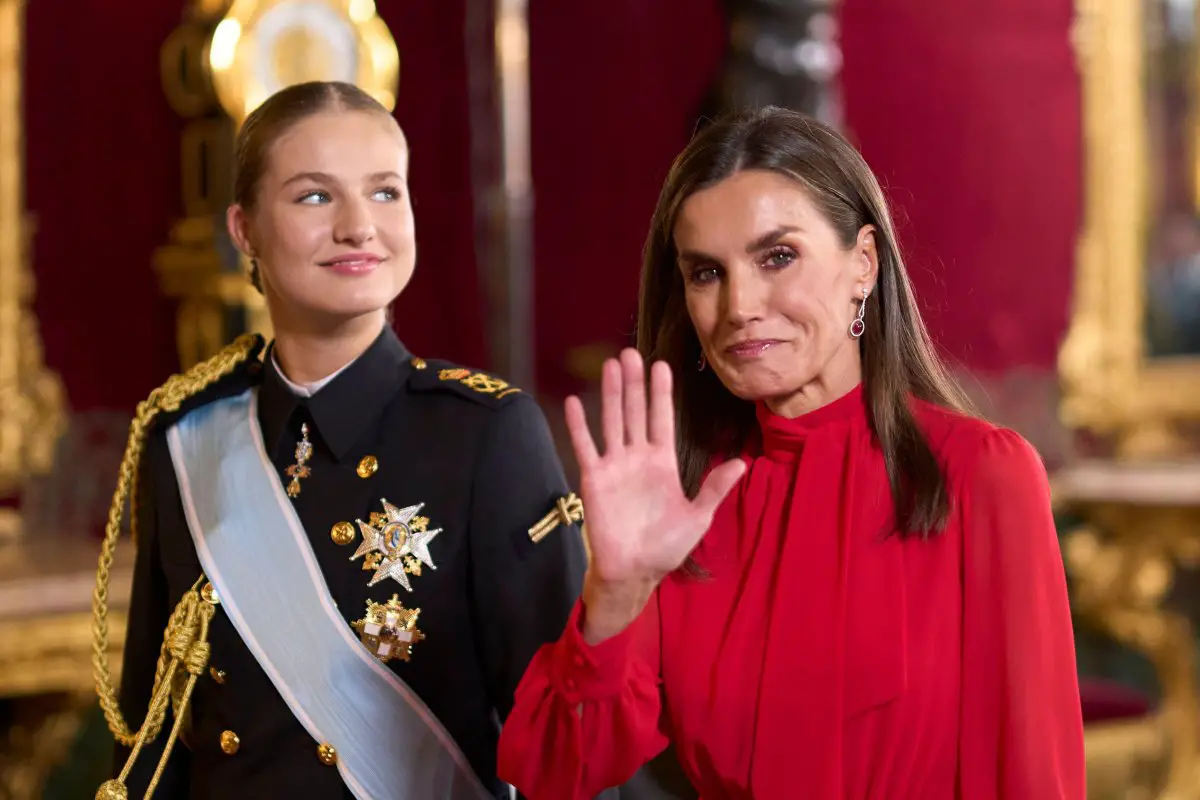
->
xmin=166 ymin=389 xmax=493 ymax=800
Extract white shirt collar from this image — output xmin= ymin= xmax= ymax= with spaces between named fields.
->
xmin=271 ymin=349 xmax=357 ymax=398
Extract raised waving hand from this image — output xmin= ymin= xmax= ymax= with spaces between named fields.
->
xmin=565 ymin=349 xmax=746 ymax=642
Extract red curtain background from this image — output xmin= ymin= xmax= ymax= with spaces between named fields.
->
xmin=840 ymin=1 xmax=1080 ymax=373
xmin=528 ymin=0 xmax=729 ymax=398
xmin=25 ymin=0 xmax=186 ymax=412
xmin=25 ymin=0 xmax=487 ymax=413
xmin=24 ymin=0 xmax=1078 ymax=418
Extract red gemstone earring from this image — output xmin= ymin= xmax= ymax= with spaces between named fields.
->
xmin=849 ymin=287 xmax=869 ymax=339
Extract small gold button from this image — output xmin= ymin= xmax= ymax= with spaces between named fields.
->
xmin=219 ymin=730 xmax=240 ymax=755
xmin=201 ymin=583 xmax=220 ymax=605
xmin=317 ymin=742 xmax=337 ymax=766
xmin=411 ymin=357 xmax=427 ymax=370
xmin=331 ymin=521 xmax=356 ymax=546
xmin=357 ymin=455 xmax=379 ymax=478
xmin=210 ymin=667 xmax=226 ymax=684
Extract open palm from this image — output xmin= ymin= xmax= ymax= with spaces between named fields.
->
xmin=566 ymin=349 xmax=746 ymax=586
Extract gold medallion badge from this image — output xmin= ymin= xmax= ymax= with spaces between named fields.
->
xmin=351 ymin=595 xmax=424 ymax=663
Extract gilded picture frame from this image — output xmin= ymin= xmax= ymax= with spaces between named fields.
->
xmin=0 ymin=0 xmax=64 ymax=537
xmin=1060 ymin=0 xmax=1200 ymax=457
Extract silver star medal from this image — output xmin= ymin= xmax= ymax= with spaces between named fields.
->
xmin=349 ymin=499 xmax=441 ymax=591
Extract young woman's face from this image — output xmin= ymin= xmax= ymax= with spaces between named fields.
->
xmin=228 ymin=109 xmax=416 ymax=325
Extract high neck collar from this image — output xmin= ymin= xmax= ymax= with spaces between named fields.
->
xmin=258 ymin=325 xmax=413 ymax=461
xmin=271 ymin=348 xmax=356 ymax=397
xmin=756 ymin=384 xmax=867 ymax=460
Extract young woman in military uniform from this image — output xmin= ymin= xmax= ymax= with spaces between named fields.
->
xmin=91 ymin=81 xmax=588 ymax=800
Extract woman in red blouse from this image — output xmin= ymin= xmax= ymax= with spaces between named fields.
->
xmin=498 ymin=107 xmax=1085 ymax=799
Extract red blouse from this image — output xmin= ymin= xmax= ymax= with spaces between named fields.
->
xmin=498 ymin=386 xmax=1085 ymax=799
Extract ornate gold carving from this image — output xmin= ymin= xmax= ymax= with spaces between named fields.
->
xmin=1061 ymin=0 xmax=1200 ymax=457
xmin=0 ymin=692 xmax=95 ymax=800
xmin=207 ymin=0 xmax=399 ymax=123
xmin=1083 ymin=717 xmax=1168 ymax=800
xmin=271 ymin=26 xmax=334 ymax=85
xmin=153 ymin=50 xmax=267 ymax=368
xmin=0 ymin=533 xmax=133 ymax=800
xmin=0 ymin=0 xmax=66 ymax=540
xmin=1054 ymin=460 xmax=1200 ymax=797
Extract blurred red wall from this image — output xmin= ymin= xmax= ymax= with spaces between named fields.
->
xmin=23 ymin=0 xmax=1079 ymax=414
xmin=24 ymin=0 xmax=487 ymax=412
xmin=841 ymin=0 xmax=1080 ymax=374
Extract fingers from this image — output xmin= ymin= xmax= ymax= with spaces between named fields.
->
xmin=620 ymin=349 xmax=647 ymax=446
xmin=596 ymin=349 xmax=669 ymax=455
xmin=564 ymin=395 xmax=599 ymax=469
xmin=600 ymin=357 xmax=624 ymax=456
xmin=693 ymin=458 xmax=748 ymax=520
xmin=647 ymin=360 xmax=675 ymax=447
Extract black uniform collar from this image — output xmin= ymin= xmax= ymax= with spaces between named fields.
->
xmin=258 ymin=325 xmax=413 ymax=461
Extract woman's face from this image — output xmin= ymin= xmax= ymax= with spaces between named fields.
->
xmin=228 ymin=109 xmax=416 ymax=326
xmin=675 ymin=169 xmax=878 ymax=415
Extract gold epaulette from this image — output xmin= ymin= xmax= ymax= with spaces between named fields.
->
xmin=407 ymin=357 xmax=524 ymax=407
xmin=436 ymin=367 xmax=522 ymax=400
xmin=92 ymin=334 xmax=261 ymax=800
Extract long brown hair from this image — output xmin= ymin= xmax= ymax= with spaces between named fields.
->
xmin=233 ymin=81 xmax=397 ymax=291
xmin=637 ymin=107 xmax=972 ymax=538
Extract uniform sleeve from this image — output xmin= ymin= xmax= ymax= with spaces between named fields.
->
xmin=467 ymin=395 xmax=589 ymax=718
xmin=114 ymin=434 xmax=192 ymax=795
xmin=497 ymin=591 xmax=668 ymax=799
xmin=957 ymin=428 xmax=1086 ymax=798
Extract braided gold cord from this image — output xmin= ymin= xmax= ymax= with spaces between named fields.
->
xmin=98 ymin=591 xmax=216 ymax=800
xmin=129 ymin=465 xmax=141 ymax=550
xmin=146 ymin=598 xmax=214 ymax=798
xmin=91 ymin=335 xmax=257 ymax=752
